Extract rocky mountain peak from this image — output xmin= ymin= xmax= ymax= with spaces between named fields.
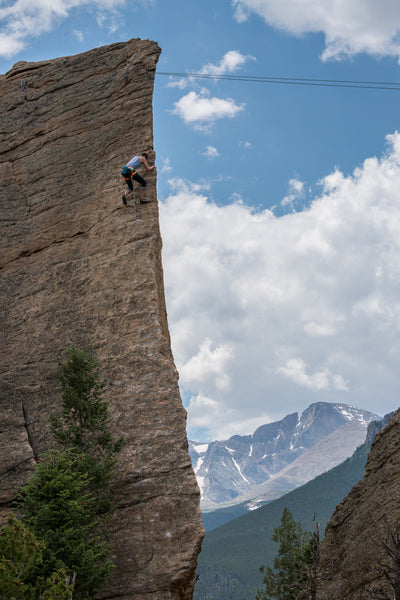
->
xmin=253 ymin=412 xmax=298 ymax=445
xmin=190 ymin=402 xmax=378 ymax=510
xmin=293 ymin=402 xmax=377 ymax=448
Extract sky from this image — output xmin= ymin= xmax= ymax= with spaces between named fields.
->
xmin=2 ymin=1 xmax=400 ymax=442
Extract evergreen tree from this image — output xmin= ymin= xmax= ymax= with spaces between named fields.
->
xmin=15 ymin=449 xmax=113 ymax=599
xmin=49 ymin=344 xmax=123 ymax=514
xmin=0 ymin=514 xmax=74 ymax=600
xmin=15 ymin=344 xmax=123 ymax=599
xmin=369 ymin=520 xmax=400 ymax=600
xmin=50 ymin=345 xmax=123 ymax=458
xmin=302 ymin=514 xmax=320 ymax=600
xmin=256 ymin=507 xmax=312 ymax=600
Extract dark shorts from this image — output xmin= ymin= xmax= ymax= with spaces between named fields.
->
xmin=121 ymin=166 xmax=146 ymax=190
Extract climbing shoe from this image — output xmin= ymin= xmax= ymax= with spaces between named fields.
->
xmin=122 ymin=194 xmax=128 ymax=205
xmin=140 ymin=198 xmax=151 ymax=204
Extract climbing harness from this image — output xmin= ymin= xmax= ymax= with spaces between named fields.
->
xmin=121 ymin=165 xmax=132 ymax=178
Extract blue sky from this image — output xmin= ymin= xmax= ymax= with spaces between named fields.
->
xmin=2 ymin=0 xmax=400 ymax=441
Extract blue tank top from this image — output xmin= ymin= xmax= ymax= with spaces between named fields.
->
xmin=126 ymin=156 xmax=141 ymax=170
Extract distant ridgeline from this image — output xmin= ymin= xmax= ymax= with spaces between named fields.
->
xmin=190 ymin=401 xmax=378 ymax=512
xmin=194 ymin=411 xmax=393 ymax=600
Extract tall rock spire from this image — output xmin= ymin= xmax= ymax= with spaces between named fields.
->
xmin=0 ymin=38 xmax=204 ymax=600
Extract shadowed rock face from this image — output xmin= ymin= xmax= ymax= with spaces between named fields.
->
xmin=0 ymin=38 xmax=204 ymax=600
xmin=315 ymin=409 xmax=400 ymax=600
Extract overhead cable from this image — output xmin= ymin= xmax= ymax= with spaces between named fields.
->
xmin=157 ymin=71 xmax=400 ymax=91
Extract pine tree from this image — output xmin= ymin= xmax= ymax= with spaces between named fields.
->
xmin=15 ymin=344 xmax=123 ymax=599
xmin=50 ymin=345 xmax=123 ymax=458
xmin=49 ymin=344 xmax=123 ymax=514
xmin=256 ymin=507 xmax=312 ymax=600
xmin=369 ymin=520 xmax=400 ymax=600
xmin=15 ymin=449 xmax=113 ymax=599
xmin=0 ymin=514 xmax=74 ymax=600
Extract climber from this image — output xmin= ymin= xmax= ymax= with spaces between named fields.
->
xmin=121 ymin=152 xmax=155 ymax=205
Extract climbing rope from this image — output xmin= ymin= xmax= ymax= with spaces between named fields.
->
xmin=132 ymin=185 xmax=150 ymax=597
xmin=124 ymin=54 xmax=137 ymax=85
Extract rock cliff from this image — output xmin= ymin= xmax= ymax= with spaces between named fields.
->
xmin=315 ymin=409 xmax=400 ymax=599
xmin=0 ymin=38 xmax=204 ymax=599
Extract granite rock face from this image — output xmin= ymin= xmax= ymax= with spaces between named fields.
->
xmin=0 ymin=38 xmax=204 ymax=599
xmin=315 ymin=409 xmax=400 ymax=599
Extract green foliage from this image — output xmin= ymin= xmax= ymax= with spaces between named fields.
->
xmin=194 ymin=564 xmax=248 ymax=600
xmin=15 ymin=449 xmax=113 ymax=598
xmin=50 ymin=344 xmax=123 ymax=457
xmin=202 ymin=503 xmax=254 ymax=532
xmin=50 ymin=345 xmax=123 ymax=514
xmin=0 ymin=514 xmax=73 ymax=600
xmin=195 ymin=442 xmax=371 ymax=600
xmin=14 ymin=344 xmax=123 ymax=599
xmin=256 ymin=507 xmax=312 ymax=600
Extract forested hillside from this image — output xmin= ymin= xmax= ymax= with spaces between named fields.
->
xmin=194 ymin=442 xmax=370 ymax=600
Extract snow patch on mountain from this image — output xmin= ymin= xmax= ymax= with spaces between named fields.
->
xmin=194 ymin=456 xmax=204 ymax=474
xmin=189 ymin=402 xmax=380 ymax=509
xmin=231 ymin=456 xmax=250 ymax=484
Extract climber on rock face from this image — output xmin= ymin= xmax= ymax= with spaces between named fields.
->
xmin=121 ymin=152 xmax=155 ymax=205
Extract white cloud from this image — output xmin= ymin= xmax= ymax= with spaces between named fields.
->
xmin=240 ymin=140 xmax=252 ymax=150
xmin=167 ymin=177 xmax=211 ymax=194
xmin=172 ymin=90 xmax=245 ymax=131
xmin=73 ymin=29 xmax=84 ymax=42
xmin=160 ymin=132 xmax=400 ymax=440
xmin=281 ymin=177 xmax=305 ymax=207
xmin=289 ymin=178 xmax=304 ymax=194
xmin=304 ymin=321 xmax=337 ymax=337
xmin=188 ymin=393 xmax=273 ymax=441
xmin=160 ymin=156 xmax=172 ymax=173
xmin=232 ymin=0 xmax=249 ymax=24
xmin=202 ymin=49 xmax=255 ymax=76
xmin=167 ymin=50 xmax=250 ymax=123
xmin=180 ymin=338 xmax=234 ymax=391
xmin=167 ymin=76 xmax=193 ymax=90
xmin=202 ymin=146 xmax=220 ymax=159
xmin=0 ymin=32 xmax=24 ymax=57
xmin=167 ymin=49 xmax=254 ymax=91
xmin=277 ymin=358 xmax=349 ymax=391
xmin=187 ymin=393 xmax=227 ymax=434
xmin=232 ymin=0 xmax=400 ymax=62
xmin=0 ymin=0 xmax=127 ymax=57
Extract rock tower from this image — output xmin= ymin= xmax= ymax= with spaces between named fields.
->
xmin=315 ymin=409 xmax=400 ymax=599
xmin=0 ymin=38 xmax=204 ymax=599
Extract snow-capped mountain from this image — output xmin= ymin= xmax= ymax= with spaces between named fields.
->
xmin=189 ymin=402 xmax=379 ymax=509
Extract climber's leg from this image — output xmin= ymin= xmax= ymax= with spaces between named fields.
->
xmin=132 ymin=172 xmax=149 ymax=203
xmin=121 ymin=170 xmax=134 ymax=205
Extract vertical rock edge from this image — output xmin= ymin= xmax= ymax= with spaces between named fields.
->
xmin=0 ymin=38 xmax=204 ymax=600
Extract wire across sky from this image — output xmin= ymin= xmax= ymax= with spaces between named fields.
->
xmin=157 ymin=71 xmax=400 ymax=91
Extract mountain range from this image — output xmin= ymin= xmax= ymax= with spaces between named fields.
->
xmin=194 ymin=440 xmax=372 ymax=600
xmin=189 ymin=402 xmax=379 ymax=510
xmin=193 ymin=410 xmax=394 ymax=600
